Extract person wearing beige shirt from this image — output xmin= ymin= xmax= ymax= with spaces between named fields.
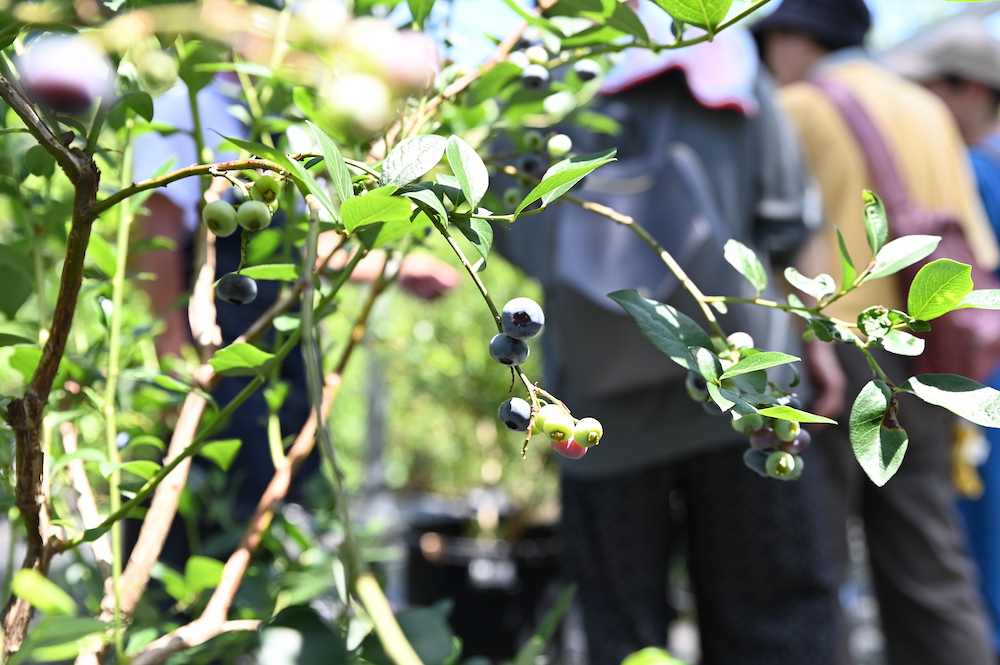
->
xmin=754 ymin=1 xmax=998 ymax=665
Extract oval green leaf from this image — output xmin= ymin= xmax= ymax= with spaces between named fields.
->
xmin=849 ymin=380 xmax=908 ymax=486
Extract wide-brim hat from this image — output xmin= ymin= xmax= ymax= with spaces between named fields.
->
xmin=883 ymin=18 xmax=1000 ymax=91
xmin=750 ymin=0 xmax=872 ymax=51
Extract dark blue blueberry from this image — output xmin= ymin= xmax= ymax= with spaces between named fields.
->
xmin=217 ymin=272 xmax=258 ymax=305
xmin=573 ymin=58 xmax=601 ymax=82
xmin=489 ymin=333 xmax=530 ymax=366
xmin=498 ymin=397 xmax=532 ymax=431
xmin=743 ymin=448 xmax=770 ymax=478
xmin=521 ymin=64 xmax=549 ymax=90
xmin=518 ymin=153 xmax=547 ymax=178
xmin=501 ymin=297 xmax=544 ymax=340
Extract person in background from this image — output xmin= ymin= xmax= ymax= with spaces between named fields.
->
xmin=884 ymin=17 xmax=1000 ymax=660
xmin=495 ymin=6 xmax=839 ymax=664
xmin=753 ymin=2 xmax=999 ymax=663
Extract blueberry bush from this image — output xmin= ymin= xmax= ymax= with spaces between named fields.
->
xmin=2 ymin=0 xmax=999 ymax=663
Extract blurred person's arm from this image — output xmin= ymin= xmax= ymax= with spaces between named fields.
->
xmin=135 ymin=192 xmax=192 ymax=362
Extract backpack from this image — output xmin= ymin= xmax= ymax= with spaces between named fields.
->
xmin=814 ymin=78 xmax=1000 ymax=382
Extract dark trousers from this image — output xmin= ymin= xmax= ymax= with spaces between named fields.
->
xmin=816 ymin=345 xmax=993 ymax=665
xmin=560 ymin=445 xmax=839 ymax=665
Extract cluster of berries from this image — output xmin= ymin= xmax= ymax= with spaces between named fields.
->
xmin=201 ymin=175 xmax=282 ymax=305
xmin=490 ymin=297 xmax=603 ymax=459
xmin=683 ymin=331 xmax=810 ymax=480
xmin=734 ymin=410 xmax=810 ymax=481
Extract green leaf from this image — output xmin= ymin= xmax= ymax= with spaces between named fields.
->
xmin=98 ymin=460 xmax=161 ymax=481
xmin=466 ymin=61 xmax=522 ymax=105
xmin=0 ymin=321 xmax=38 ymax=347
xmin=86 ymin=233 xmax=117 ymax=278
xmin=402 ymin=187 xmax=450 ymax=221
xmin=498 ymin=0 xmax=565 ymax=36
xmin=260 ymin=606 xmax=348 ymax=665
xmin=378 ymin=135 xmax=448 ymax=188
xmin=621 ymin=647 xmax=687 ymax=665
xmin=451 ymin=217 xmax=493 ymax=268
xmin=122 ymin=91 xmax=154 ymax=122
xmin=200 ymin=439 xmax=242 ymax=471
xmin=868 ymin=235 xmax=940 ymax=281
xmin=691 ymin=346 xmax=723 ymax=382
xmin=306 ymin=121 xmax=354 ymax=205
xmin=901 ymin=374 xmax=1000 ymax=428
xmin=608 ymin=289 xmax=714 ymax=372
xmin=209 ymin=343 xmax=275 ymax=377
xmin=959 ymin=289 xmax=1000 ymax=309
xmin=49 ymin=448 xmax=108 ymax=475
xmin=179 ymin=41 xmax=221 ymax=94
xmin=185 ymin=555 xmax=225 ymax=595
xmin=239 ymin=264 xmax=300 ymax=282
xmin=11 ymin=570 xmax=77 ymax=616
xmin=723 ymin=239 xmax=767 ymax=296
xmin=407 ymin=0 xmax=435 ymax=28
xmin=342 ymin=190 xmax=413 ymax=234
xmin=719 ymin=351 xmax=799 ymax=379
xmin=604 ymin=1 xmax=649 ymax=43
xmin=836 ymin=226 xmax=857 ymax=289
xmin=784 ymin=267 xmax=835 ymax=301
xmin=8 ymin=616 xmax=109 ymax=665
xmin=757 ymin=405 xmax=836 ymax=425
xmin=850 ymin=380 xmax=907 ymax=486
xmin=906 ymin=258 xmax=973 ymax=320
xmin=25 ymin=144 xmax=55 ymax=178
xmin=285 ymin=157 xmax=338 ymax=223
xmin=446 ymin=135 xmax=489 ymax=209
xmin=0 ymin=243 xmax=34 ymax=319
xmin=881 ymin=329 xmax=925 ymax=357
xmin=221 ymin=135 xmax=294 ymax=171
xmin=647 ymin=0 xmax=733 ymax=32
xmin=515 ymin=149 xmax=617 ymax=215
xmin=862 ymin=189 xmax=889 ymax=256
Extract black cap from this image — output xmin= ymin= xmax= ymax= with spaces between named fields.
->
xmin=751 ymin=0 xmax=871 ymax=51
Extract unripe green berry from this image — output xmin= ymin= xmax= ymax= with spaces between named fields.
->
xmin=785 ymin=454 xmax=805 ymax=481
xmin=237 ymin=200 xmax=272 ymax=231
xmin=502 ymin=186 xmax=523 ymax=209
xmin=731 ymin=412 xmax=765 ymax=436
xmin=685 ymin=372 xmax=709 ymax=403
xmin=523 ymin=129 xmax=545 ymax=153
xmin=573 ymin=417 xmax=603 ymax=447
xmin=201 ymin=200 xmax=238 ymax=237
xmin=534 ymin=403 xmax=562 ymax=433
xmin=524 ymin=45 xmax=549 ymax=65
xmin=541 ymin=408 xmax=574 ymax=442
xmin=765 ymin=450 xmax=797 ymax=479
xmin=546 ymin=133 xmax=573 ymax=159
xmin=252 ymin=175 xmax=282 ymax=205
xmin=773 ymin=419 xmax=801 ymax=443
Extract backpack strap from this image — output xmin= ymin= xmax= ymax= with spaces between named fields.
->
xmin=810 ymin=77 xmax=913 ymax=216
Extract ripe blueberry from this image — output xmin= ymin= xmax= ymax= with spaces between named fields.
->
xmin=778 ymin=427 xmax=812 ymax=455
xmin=518 ymin=154 xmax=547 ymax=178
xmin=201 ymin=200 xmax=238 ymax=237
xmin=237 ymin=200 xmax=272 ymax=231
xmin=685 ymin=372 xmax=709 ymax=402
xmin=498 ymin=397 xmax=532 ymax=431
xmin=216 ymin=272 xmax=258 ymax=305
xmin=749 ymin=427 xmax=780 ymax=452
xmin=743 ymin=448 xmax=770 ymax=477
xmin=501 ymin=297 xmax=544 ymax=340
xmin=18 ymin=35 xmax=114 ymax=114
xmin=252 ymin=175 xmax=282 ymax=205
xmin=573 ymin=417 xmax=603 ymax=447
xmin=573 ymin=58 xmax=601 ymax=82
xmin=521 ymin=64 xmax=549 ymax=90
xmin=552 ymin=437 xmax=588 ymax=459
xmin=489 ymin=333 xmax=530 ymax=366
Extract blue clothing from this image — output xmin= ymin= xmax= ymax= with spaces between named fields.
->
xmin=958 ymin=130 xmax=1000 ymax=652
